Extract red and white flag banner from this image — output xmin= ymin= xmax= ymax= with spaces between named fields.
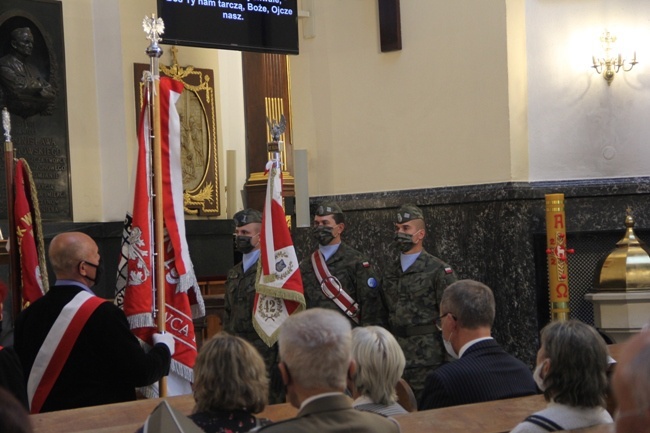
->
xmin=253 ymin=160 xmax=305 ymax=347
xmin=115 ymin=76 xmax=204 ymax=397
xmin=14 ymin=158 xmax=47 ymax=307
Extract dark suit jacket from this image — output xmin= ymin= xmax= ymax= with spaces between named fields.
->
xmin=0 ymin=346 xmax=28 ymax=409
xmin=257 ymin=393 xmax=401 ymax=433
xmin=14 ymin=285 xmax=171 ymax=412
xmin=418 ymin=339 xmax=537 ymax=410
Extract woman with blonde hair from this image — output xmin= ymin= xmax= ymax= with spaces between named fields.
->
xmin=190 ymin=333 xmax=270 ymax=432
xmin=348 ymin=326 xmax=408 ymax=416
xmin=511 ymin=320 xmax=612 ymax=433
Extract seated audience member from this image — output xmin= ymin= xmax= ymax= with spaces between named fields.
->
xmin=348 ymin=326 xmax=408 ymax=416
xmin=137 ymin=333 xmax=269 ymax=433
xmin=190 ymin=333 xmax=270 ymax=432
xmin=511 ymin=320 xmax=612 ymax=433
xmin=0 ymin=387 xmax=32 ymax=433
xmin=611 ymin=330 xmax=650 ymax=433
xmin=14 ymin=232 xmax=173 ymax=413
xmin=256 ymin=308 xmax=400 ymax=433
xmin=419 ymin=279 xmax=537 ymax=410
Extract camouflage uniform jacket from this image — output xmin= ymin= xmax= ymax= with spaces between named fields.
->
xmin=381 ymin=250 xmax=457 ymax=396
xmin=224 ymin=259 xmax=284 ymax=403
xmin=299 ymin=242 xmax=385 ymax=326
xmin=223 ymin=260 xmax=277 ymax=367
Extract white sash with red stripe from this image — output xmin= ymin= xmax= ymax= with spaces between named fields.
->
xmin=311 ymin=250 xmax=360 ymax=324
xmin=27 ymin=291 xmax=105 ymax=413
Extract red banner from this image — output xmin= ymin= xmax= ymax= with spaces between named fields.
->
xmin=14 ymin=159 xmax=45 ymax=306
xmin=115 ymin=77 xmax=204 ymax=396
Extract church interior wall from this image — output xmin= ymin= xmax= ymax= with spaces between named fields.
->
xmin=11 ymin=0 xmax=648 ymax=358
xmin=526 ymin=0 xmax=650 ymax=181
xmin=290 ymin=0 xmax=514 ymax=197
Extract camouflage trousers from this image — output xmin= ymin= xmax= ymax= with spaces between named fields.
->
xmin=402 ymin=365 xmax=432 ymax=403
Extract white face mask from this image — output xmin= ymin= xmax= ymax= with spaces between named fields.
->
xmin=443 ymin=331 xmax=458 ymax=359
xmin=533 ymin=359 xmax=549 ymax=391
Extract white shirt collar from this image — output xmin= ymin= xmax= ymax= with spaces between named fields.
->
xmin=458 ymin=336 xmax=493 ymax=358
xmin=300 ymin=392 xmax=344 ymax=410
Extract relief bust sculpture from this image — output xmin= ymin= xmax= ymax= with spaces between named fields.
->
xmin=0 ymin=27 xmax=56 ymax=118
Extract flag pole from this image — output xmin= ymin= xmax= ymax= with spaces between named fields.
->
xmin=2 ymin=108 xmax=19 ymax=324
xmin=143 ymin=15 xmax=167 ymax=397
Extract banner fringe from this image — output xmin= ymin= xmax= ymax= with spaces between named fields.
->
xmin=20 ymin=158 xmax=49 ymax=294
xmin=127 ymin=313 xmax=155 ymax=329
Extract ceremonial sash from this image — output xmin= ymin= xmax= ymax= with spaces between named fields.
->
xmin=311 ymin=250 xmax=360 ymax=324
xmin=27 ymin=291 xmax=105 ymax=414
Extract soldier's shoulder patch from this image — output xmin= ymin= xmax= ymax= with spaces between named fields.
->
xmin=444 ymin=267 xmax=454 ymax=274
xmin=362 ymin=261 xmax=371 ymax=268
xmin=367 ymin=277 xmax=378 ymax=288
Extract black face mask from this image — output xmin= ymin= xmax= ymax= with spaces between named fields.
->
xmin=81 ymin=258 xmax=103 ymax=287
xmin=312 ymin=226 xmax=335 ymax=246
xmin=235 ymin=235 xmax=256 ymax=254
xmin=394 ymin=232 xmax=415 ymax=253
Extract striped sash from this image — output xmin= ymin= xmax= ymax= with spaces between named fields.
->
xmin=27 ymin=291 xmax=105 ymax=413
xmin=311 ymin=250 xmax=359 ymax=323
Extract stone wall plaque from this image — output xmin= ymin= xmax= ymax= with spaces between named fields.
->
xmin=0 ymin=0 xmax=72 ymax=221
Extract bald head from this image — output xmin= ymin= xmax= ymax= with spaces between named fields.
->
xmin=613 ymin=331 xmax=650 ymax=433
xmin=49 ymin=232 xmax=100 ymax=283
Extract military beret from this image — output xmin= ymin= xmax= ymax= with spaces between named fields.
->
xmin=395 ymin=204 xmax=424 ymax=223
xmin=233 ymin=208 xmax=262 ymax=227
xmin=315 ymin=202 xmax=343 ymax=216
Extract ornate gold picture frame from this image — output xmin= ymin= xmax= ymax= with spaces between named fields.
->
xmin=134 ymin=49 xmax=220 ymax=216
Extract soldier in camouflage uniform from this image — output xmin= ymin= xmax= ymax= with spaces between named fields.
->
xmin=299 ymin=202 xmax=385 ymax=326
xmin=381 ymin=204 xmax=458 ymax=400
xmin=223 ymin=209 xmax=284 ymax=403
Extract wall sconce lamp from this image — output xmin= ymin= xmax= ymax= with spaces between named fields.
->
xmin=592 ymin=31 xmax=637 ymax=86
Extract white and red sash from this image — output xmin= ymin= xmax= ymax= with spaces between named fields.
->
xmin=311 ymin=250 xmax=360 ymax=324
xmin=27 ymin=291 xmax=105 ymax=414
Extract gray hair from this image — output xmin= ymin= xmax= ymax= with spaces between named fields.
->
xmin=540 ymin=320 xmax=608 ymax=407
xmin=351 ymin=326 xmax=405 ymax=405
xmin=440 ymin=279 xmax=495 ymax=329
xmin=278 ymin=308 xmax=352 ymax=390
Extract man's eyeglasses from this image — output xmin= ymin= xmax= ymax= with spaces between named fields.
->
xmin=433 ymin=312 xmax=456 ymax=331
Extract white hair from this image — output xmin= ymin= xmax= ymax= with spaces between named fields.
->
xmin=351 ymin=326 xmax=405 ymax=405
xmin=278 ymin=308 xmax=352 ymax=390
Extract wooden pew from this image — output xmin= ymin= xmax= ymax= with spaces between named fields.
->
xmin=32 ymin=343 xmax=623 ymax=433
xmin=30 ymin=394 xmax=297 ymax=433
xmin=394 ymin=394 xmax=546 ymax=433
xmin=32 ymin=393 xmax=542 ymax=433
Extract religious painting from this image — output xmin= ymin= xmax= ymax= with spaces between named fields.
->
xmin=134 ymin=51 xmax=220 ymax=216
